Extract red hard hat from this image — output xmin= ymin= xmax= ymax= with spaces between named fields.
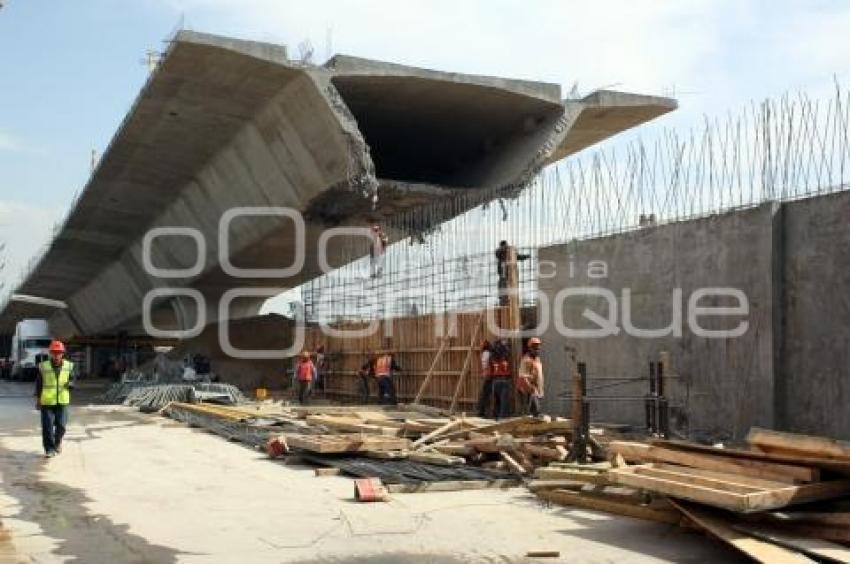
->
xmin=49 ymin=340 xmax=66 ymax=353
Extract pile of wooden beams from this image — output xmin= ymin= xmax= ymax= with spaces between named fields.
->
xmin=248 ymin=403 xmax=620 ymax=492
xmin=532 ymin=427 xmax=850 ymax=562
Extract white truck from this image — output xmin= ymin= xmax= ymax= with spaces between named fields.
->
xmin=11 ymin=319 xmax=51 ymax=381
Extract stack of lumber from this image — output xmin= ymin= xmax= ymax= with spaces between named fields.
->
xmin=271 ymin=407 xmax=614 ymax=490
xmin=161 ymin=401 xmax=615 ymax=492
xmin=533 ymin=427 xmax=850 ymax=563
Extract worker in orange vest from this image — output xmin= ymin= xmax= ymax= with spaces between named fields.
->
xmin=295 ymin=351 xmax=316 ymax=405
xmin=374 ymin=352 xmax=401 ymax=405
xmin=489 ymin=339 xmax=512 ymax=419
xmin=518 ymin=337 xmax=544 ymax=417
xmin=476 ymin=340 xmax=494 ymax=417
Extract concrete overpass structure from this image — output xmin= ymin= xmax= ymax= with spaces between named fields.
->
xmin=0 ymin=30 xmax=675 ymax=339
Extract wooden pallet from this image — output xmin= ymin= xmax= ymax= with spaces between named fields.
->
xmin=607 ymin=463 xmax=850 ymax=513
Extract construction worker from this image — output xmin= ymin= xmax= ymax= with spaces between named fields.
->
xmin=358 ymin=356 xmax=375 ymax=404
xmin=495 ymin=241 xmax=530 ymax=305
xmin=476 ymin=340 xmax=494 ymax=417
xmin=35 ymin=340 xmax=75 ymax=458
xmin=374 ymin=351 xmax=400 ymax=405
xmin=314 ymin=345 xmax=327 ymax=391
xmin=295 ymin=351 xmax=316 ymax=405
xmin=518 ymin=337 xmax=545 ymax=417
xmin=369 ymin=225 xmax=388 ymax=278
xmin=489 ymin=339 xmax=513 ymax=419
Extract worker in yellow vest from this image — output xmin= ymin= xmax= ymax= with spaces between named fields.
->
xmin=35 ymin=340 xmax=75 ymax=458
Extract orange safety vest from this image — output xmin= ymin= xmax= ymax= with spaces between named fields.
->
xmin=296 ymin=360 xmax=314 ymax=382
xmin=490 ymin=359 xmax=511 ymax=377
xmin=375 ymin=355 xmax=392 ymax=378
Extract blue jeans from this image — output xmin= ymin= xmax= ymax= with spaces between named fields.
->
xmin=41 ymin=405 xmax=68 ymax=453
xmin=377 ymin=376 xmax=396 ymax=405
xmin=492 ymin=377 xmax=512 ymax=420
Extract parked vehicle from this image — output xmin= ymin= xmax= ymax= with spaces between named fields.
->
xmin=10 ymin=319 xmax=51 ymax=381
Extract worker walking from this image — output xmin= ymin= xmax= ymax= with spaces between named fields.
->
xmin=489 ymin=339 xmax=513 ymax=420
xmin=295 ymin=351 xmax=316 ymax=405
xmin=35 ymin=340 xmax=75 ymax=458
xmin=374 ymin=351 xmax=400 ymax=405
xmin=476 ymin=340 xmax=494 ymax=417
xmin=518 ymin=337 xmax=545 ymax=417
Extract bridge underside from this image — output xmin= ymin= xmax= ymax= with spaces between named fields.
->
xmin=0 ymin=31 xmax=676 ymax=339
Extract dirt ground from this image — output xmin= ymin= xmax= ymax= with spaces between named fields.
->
xmin=0 ymin=381 xmax=738 ymax=563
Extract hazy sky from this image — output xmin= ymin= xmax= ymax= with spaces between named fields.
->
xmin=2 ymin=0 xmax=850 ymax=295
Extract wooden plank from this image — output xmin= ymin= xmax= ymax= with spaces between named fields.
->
xmin=432 ymin=443 xmax=475 ymax=457
xmin=548 ymin=461 xmax=612 ymax=471
xmin=537 ymin=489 xmax=681 ymax=525
xmin=408 ymin=451 xmax=466 ymax=466
xmin=386 ymin=479 xmax=520 ymax=494
xmin=412 ymin=419 xmax=463 ymax=449
xmin=449 ymin=312 xmax=484 ymax=414
xmin=525 ymin=550 xmax=560 ymax=558
xmin=747 ymin=428 xmax=850 ymax=461
xmin=652 ymin=439 xmax=850 ymax=475
xmin=645 ymin=463 xmax=790 ymax=490
xmin=527 ymin=479 xmax=586 ymax=492
xmin=413 ymin=322 xmax=455 ymax=404
xmin=609 ymin=466 xmax=752 ymax=512
xmin=501 ymin=452 xmax=527 ymax=475
xmin=522 ymin=444 xmax=568 ymax=462
xmin=611 ymin=441 xmax=819 ymax=483
xmin=733 ymin=523 xmax=850 ymax=563
xmin=305 ymin=415 xmax=400 ymax=436
xmin=611 ymin=464 xmax=850 ymax=513
xmin=670 ymin=500 xmax=814 ymax=564
xmin=364 ymin=450 xmax=408 ymax=460
xmin=745 ymin=479 xmax=850 ymax=511
xmin=286 ymin=434 xmax=411 ymax=454
xmin=534 ymin=468 xmax=609 ymax=484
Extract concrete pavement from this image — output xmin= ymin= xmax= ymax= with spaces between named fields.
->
xmin=0 ymin=381 xmax=737 ymax=563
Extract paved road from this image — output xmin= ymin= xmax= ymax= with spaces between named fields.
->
xmin=0 ymin=381 xmax=738 ymax=563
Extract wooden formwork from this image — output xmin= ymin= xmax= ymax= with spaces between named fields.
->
xmin=303 ymin=307 xmax=517 ymax=411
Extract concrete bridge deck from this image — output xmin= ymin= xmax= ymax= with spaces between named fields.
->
xmin=0 ymin=30 xmax=675 ymax=338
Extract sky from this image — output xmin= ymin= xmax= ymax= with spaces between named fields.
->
xmin=2 ymin=0 xmax=850 ymax=300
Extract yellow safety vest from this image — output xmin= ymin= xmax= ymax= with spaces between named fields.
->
xmin=39 ymin=360 xmax=73 ymax=406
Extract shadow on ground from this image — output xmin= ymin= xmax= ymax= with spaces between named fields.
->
xmin=0 ymin=428 xmax=192 ymax=562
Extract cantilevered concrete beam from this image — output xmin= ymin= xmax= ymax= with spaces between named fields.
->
xmin=0 ymin=31 xmax=675 ymax=337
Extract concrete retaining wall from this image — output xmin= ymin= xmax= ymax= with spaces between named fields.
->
xmin=781 ymin=191 xmax=850 ymax=439
xmin=538 ymin=190 xmax=850 ymax=441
